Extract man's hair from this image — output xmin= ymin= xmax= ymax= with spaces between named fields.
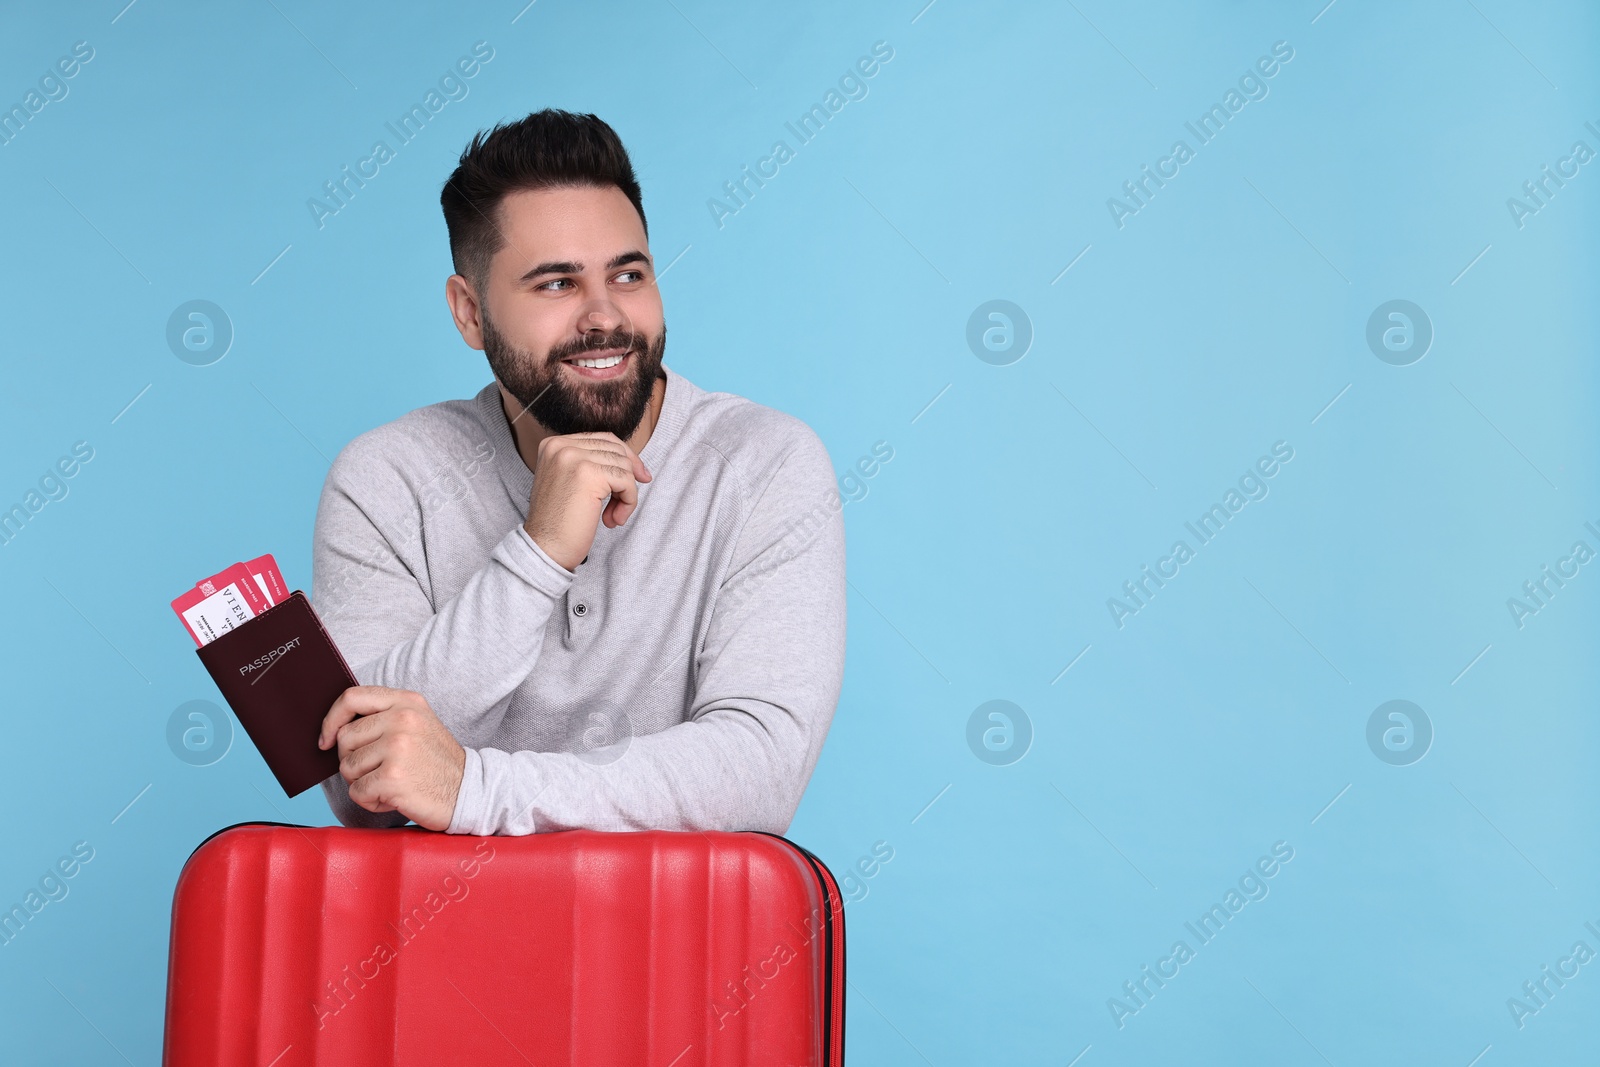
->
xmin=440 ymin=109 xmax=647 ymax=290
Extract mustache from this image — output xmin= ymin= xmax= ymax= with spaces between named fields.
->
xmin=549 ymin=330 xmax=646 ymax=363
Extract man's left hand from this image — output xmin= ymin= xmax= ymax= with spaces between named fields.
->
xmin=318 ymin=686 xmax=466 ymax=831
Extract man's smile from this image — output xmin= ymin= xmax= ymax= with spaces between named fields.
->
xmin=561 ymin=348 xmax=631 ymax=380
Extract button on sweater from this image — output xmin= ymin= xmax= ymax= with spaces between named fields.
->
xmin=311 ymin=363 xmax=847 ymax=835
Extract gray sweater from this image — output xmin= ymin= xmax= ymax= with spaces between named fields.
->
xmin=311 ymin=363 xmax=846 ymax=835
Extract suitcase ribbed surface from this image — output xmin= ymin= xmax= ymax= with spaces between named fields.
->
xmin=162 ymin=824 xmax=844 ymax=1066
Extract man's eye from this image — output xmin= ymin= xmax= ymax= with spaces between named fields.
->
xmin=539 ymin=278 xmax=573 ymax=291
xmin=615 ymin=270 xmax=645 ymax=284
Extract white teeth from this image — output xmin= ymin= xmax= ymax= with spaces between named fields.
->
xmin=570 ymin=353 xmax=624 ymax=369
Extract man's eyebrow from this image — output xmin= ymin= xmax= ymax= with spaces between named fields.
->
xmin=518 ymin=250 xmax=652 ymax=284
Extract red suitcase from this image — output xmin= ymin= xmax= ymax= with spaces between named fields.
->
xmin=162 ymin=823 xmax=845 ymax=1066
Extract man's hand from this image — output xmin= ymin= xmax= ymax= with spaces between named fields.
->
xmin=525 ymin=431 xmax=651 ymax=571
xmin=318 ymin=686 xmax=466 ymax=831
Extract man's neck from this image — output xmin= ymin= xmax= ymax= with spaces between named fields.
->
xmin=498 ymin=371 xmax=667 ymax=476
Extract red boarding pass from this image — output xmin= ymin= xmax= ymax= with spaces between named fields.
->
xmin=240 ymin=553 xmax=287 ymax=607
xmin=171 ymin=562 xmax=268 ymax=647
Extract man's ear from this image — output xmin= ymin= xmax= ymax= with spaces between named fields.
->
xmin=445 ymin=274 xmax=486 ymax=350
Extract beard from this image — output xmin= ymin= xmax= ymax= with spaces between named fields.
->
xmin=483 ymin=309 xmax=666 ymax=440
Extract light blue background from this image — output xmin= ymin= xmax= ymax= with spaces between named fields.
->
xmin=1 ymin=1 xmax=1596 ymax=1062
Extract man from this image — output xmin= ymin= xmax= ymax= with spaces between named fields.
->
xmin=310 ymin=109 xmax=846 ymax=836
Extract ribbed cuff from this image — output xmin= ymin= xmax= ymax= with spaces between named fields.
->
xmin=446 ymin=747 xmax=487 ymax=835
xmin=496 ymin=524 xmax=578 ymax=593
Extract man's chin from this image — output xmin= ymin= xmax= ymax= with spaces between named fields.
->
xmin=526 ymin=383 xmax=648 ymax=437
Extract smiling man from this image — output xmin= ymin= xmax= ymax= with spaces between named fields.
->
xmin=310 ymin=109 xmax=846 ymax=836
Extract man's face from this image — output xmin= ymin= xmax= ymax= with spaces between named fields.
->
xmin=466 ymin=185 xmax=666 ymax=439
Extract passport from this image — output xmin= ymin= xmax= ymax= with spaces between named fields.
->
xmin=193 ymin=591 xmax=353 ymax=797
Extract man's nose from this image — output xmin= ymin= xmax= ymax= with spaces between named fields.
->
xmin=576 ymin=291 xmax=626 ymax=338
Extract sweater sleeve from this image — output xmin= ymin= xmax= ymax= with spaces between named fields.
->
xmin=309 ymin=437 xmax=576 ymax=828
xmin=445 ymin=428 xmax=847 ymax=836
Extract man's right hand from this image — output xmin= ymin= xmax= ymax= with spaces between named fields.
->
xmin=524 ymin=431 xmax=652 ymax=571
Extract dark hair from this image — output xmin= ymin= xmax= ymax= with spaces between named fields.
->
xmin=440 ymin=109 xmax=647 ymax=289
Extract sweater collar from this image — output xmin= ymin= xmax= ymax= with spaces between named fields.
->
xmin=476 ymin=361 xmax=689 ymax=508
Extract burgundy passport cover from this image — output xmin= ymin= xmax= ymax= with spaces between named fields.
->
xmin=194 ymin=591 xmax=351 ymax=797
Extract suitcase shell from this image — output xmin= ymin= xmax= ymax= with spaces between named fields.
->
xmin=162 ymin=823 xmax=845 ymax=1066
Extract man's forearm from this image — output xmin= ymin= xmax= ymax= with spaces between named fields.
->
xmin=446 ymin=700 xmax=825 ymax=836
